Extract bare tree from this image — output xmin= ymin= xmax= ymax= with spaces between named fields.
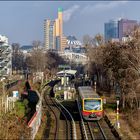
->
xmin=32 ymin=40 xmax=42 ymax=49
xmin=12 ymin=43 xmax=25 ymax=72
xmin=26 ymin=47 xmax=45 ymax=72
xmin=84 ymin=34 xmax=105 ymax=88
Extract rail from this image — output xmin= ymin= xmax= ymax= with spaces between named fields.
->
xmin=44 ymin=92 xmax=58 ymax=139
xmin=55 ymin=99 xmax=77 ymax=140
xmin=76 ymin=99 xmax=90 ymax=140
xmin=97 ymin=121 xmax=107 ymax=140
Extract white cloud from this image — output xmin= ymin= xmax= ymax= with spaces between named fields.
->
xmin=81 ymin=1 xmax=128 ymax=14
xmin=63 ymin=5 xmax=80 ymax=22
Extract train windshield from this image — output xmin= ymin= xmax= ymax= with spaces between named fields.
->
xmin=84 ymin=99 xmax=101 ymax=111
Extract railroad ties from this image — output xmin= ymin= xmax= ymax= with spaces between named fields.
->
xmin=43 ymin=87 xmax=75 ymax=140
xmin=76 ymin=99 xmax=117 ymax=140
xmin=43 ymin=86 xmax=117 ymax=140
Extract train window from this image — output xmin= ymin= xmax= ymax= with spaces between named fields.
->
xmin=84 ymin=99 xmax=101 ymax=111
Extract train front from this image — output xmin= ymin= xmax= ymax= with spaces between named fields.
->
xmin=82 ymin=98 xmax=103 ymax=121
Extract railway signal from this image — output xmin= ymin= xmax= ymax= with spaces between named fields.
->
xmin=116 ymin=100 xmax=120 ymax=129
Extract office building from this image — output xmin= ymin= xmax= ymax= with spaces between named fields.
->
xmin=55 ymin=36 xmax=60 ymax=51
xmin=44 ymin=20 xmax=56 ymax=50
xmin=118 ymin=18 xmax=137 ymax=40
xmin=104 ymin=20 xmax=119 ymax=42
xmin=44 ymin=8 xmax=66 ymax=51
xmin=57 ymin=8 xmax=63 ymax=38
xmin=61 ymin=36 xmax=67 ymax=51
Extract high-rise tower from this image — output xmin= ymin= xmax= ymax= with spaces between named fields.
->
xmin=58 ymin=8 xmax=63 ymax=38
xmin=44 ymin=19 xmax=56 ymax=50
xmin=104 ymin=20 xmax=119 ymax=42
xmin=118 ymin=19 xmax=137 ymax=40
xmin=55 ymin=8 xmax=63 ymax=51
xmin=44 ymin=8 xmax=67 ymax=51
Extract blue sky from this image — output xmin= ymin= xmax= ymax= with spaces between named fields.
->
xmin=0 ymin=1 xmax=140 ymax=45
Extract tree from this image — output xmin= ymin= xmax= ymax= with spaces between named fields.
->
xmin=120 ymin=26 xmax=140 ymax=110
xmin=45 ymin=51 xmax=66 ymax=77
xmin=84 ymin=34 xmax=105 ymax=88
xmin=32 ymin=40 xmax=42 ymax=49
xmin=12 ymin=43 xmax=25 ymax=72
xmin=26 ymin=47 xmax=45 ymax=72
xmin=26 ymin=44 xmax=66 ymax=79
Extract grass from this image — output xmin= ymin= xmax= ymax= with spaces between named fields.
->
xmin=15 ymin=101 xmax=25 ymax=116
xmin=55 ymin=90 xmax=64 ymax=95
xmin=35 ymin=111 xmax=47 ymax=139
xmin=15 ymin=100 xmax=26 ymax=118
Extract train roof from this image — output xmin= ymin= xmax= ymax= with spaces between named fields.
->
xmin=78 ymin=86 xmax=100 ymax=99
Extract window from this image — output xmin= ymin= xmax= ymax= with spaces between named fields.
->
xmin=84 ymin=99 xmax=101 ymax=111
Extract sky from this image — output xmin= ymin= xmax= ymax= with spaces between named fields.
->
xmin=0 ymin=1 xmax=140 ymax=46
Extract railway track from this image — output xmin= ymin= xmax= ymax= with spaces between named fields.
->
xmin=84 ymin=121 xmax=95 ymax=139
xmin=89 ymin=121 xmax=107 ymax=140
xmin=76 ymin=99 xmax=94 ymax=139
xmin=44 ymin=88 xmax=58 ymax=139
xmin=44 ymin=87 xmax=75 ymax=139
xmin=55 ymin=99 xmax=72 ymax=139
xmin=99 ymin=118 xmax=117 ymax=139
xmin=76 ymin=99 xmax=116 ymax=140
xmin=43 ymin=81 xmax=117 ymax=140
xmin=75 ymin=121 xmax=83 ymax=139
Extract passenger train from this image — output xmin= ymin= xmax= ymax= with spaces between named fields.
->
xmin=78 ymin=86 xmax=103 ymax=121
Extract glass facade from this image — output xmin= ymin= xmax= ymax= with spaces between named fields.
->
xmin=56 ymin=36 xmax=60 ymax=51
xmin=104 ymin=20 xmax=118 ymax=42
xmin=104 ymin=19 xmax=137 ymax=42
xmin=49 ymin=21 xmax=55 ymax=49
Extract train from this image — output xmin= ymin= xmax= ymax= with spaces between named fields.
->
xmin=78 ymin=86 xmax=103 ymax=121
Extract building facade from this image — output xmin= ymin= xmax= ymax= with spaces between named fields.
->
xmin=118 ymin=19 xmax=137 ymax=40
xmin=104 ymin=18 xmax=138 ymax=42
xmin=0 ymin=35 xmax=12 ymax=77
xmin=44 ymin=20 xmax=56 ymax=50
xmin=104 ymin=20 xmax=118 ymax=42
xmin=44 ymin=8 xmax=67 ymax=51
xmin=61 ymin=36 xmax=67 ymax=51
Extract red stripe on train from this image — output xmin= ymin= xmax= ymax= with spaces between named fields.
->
xmin=82 ymin=111 xmax=103 ymax=116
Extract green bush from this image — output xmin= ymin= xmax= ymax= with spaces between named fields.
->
xmin=15 ymin=101 xmax=26 ymax=118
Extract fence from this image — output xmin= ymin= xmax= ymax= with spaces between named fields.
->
xmin=0 ymin=95 xmax=16 ymax=114
xmin=28 ymin=91 xmax=42 ymax=139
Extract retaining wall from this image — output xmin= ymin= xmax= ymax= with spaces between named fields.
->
xmin=28 ymin=91 xmax=42 ymax=139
